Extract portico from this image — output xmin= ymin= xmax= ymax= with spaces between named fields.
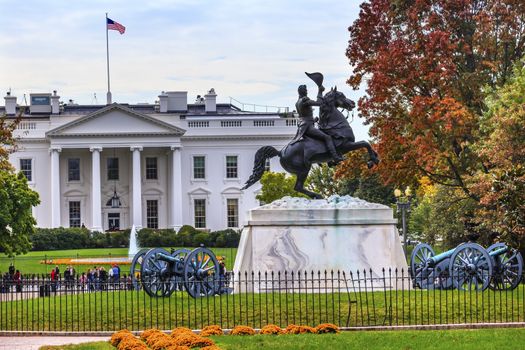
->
xmin=45 ymin=104 xmax=185 ymax=231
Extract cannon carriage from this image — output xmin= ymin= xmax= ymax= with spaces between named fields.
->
xmin=410 ymin=242 xmax=523 ymax=291
xmin=130 ymin=246 xmax=225 ymax=298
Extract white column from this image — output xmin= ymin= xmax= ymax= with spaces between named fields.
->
xmin=170 ymin=146 xmax=183 ymax=230
xmin=90 ymin=147 xmax=103 ymax=232
xmin=131 ymin=146 xmax=143 ymax=229
xmin=50 ymin=147 xmax=61 ymax=227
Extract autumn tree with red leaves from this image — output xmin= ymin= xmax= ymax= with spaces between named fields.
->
xmin=345 ymin=0 xmax=525 ymax=201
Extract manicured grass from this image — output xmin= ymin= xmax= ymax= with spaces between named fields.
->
xmin=38 ymin=328 xmax=525 ymax=350
xmin=39 ymin=341 xmax=113 ymax=350
xmin=0 ymin=247 xmax=238 ymax=274
xmin=3 ymin=284 xmax=524 ymax=332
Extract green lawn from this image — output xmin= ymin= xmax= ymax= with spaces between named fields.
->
xmin=38 ymin=328 xmax=525 ymax=350
xmin=0 ymin=247 xmax=238 ymax=274
xmin=3 ymin=285 xmax=524 ymax=332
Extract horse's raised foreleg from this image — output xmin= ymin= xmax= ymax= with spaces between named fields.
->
xmin=343 ymin=140 xmax=380 ymax=168
xmin=294 ymin=171 xmax=323 ymax=199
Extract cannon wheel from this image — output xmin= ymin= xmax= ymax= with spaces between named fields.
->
xmin=141 ymin=248 xmax=174 ymax=297
xmin=410 ymin=243 xmax=439 ymax=289
xmin=130 ymin=249 xmax=149 ymax=290
xmin=171 ymin=248 xmax=191 ymax=292
xmin=183 ymin=247 xmax=220 ymax=298
xmin=488 ymin=243 xmax=523 ymax=291
xmin=449 ymin=243 xmax=493 ymax=291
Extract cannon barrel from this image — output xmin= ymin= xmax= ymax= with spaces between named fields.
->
xmin=155 ymin=252 xmax=182 ymax=263
xmin=426 ymin=248 xmax=455 ymax=267
xmin=488 ymin=246 xmax=508 ymax=257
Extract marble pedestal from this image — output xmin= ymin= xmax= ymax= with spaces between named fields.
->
xmin=233 ymin=196 xmax=408 ymax=292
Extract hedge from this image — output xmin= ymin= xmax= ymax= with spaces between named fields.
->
xmin=26 ymin=226 xmax=240 ymax=251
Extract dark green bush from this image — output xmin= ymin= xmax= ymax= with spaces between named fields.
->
xmin=29 ymin=225 xmax=241 ymax=251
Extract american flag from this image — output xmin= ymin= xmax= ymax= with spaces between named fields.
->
xmin=107 ymin=18 xmax=126 ymax=34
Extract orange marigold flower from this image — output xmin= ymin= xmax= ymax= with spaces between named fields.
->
xmin=166 ymin=345 xmax=191 ymax=350
xmin=200 ymin=325 xmax=223 ymax=337
xmin=315 ymin=323 xmax=340 ymax=334
xmin=284 ymin=324 xmax=316 ymax=334
xmin=145 ymin=332 xmax=171 ymax=347
xmin=172 ymin=333 xmax=214 ymax=348
xmin=117 ymin=336 xmax=149 ymax=350
xmin=110 ymin=329 xmax=133 ymax=347
xmin=151 ymin=336 xmax=176 ymax=350
xmin=140 ymin=328 xmax=163 ymax=341
xmin=260 ymin=324 xmax=283 ymax=335
xmin=230 ymin=325 xmax=256 ymax=335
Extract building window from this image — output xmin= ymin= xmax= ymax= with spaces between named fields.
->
xmin=108 ymin=213 xmax=120 ymax=231
xmin=193 ymin=156 xmax=205 ymax=179
xmin=145 ymin=157 xmax=158 ymax=180
xmin=68 ymin=158 xmax=80 ymax=181
xmin=69 ymin=201 xmax=81 ymax=228
xmin=146 ymin=200 xmax=158 ymax=229
xmin=226 ymin=155 xmax=238 ymax=178
xmin=264 ymin=158 xmax=271 ymax=172
xmin=194 ymin=199 xmax=206 ymax=228
xmin=20 ymin=159 xmax=32 ymax=181
xmin=107 ymin=157 xmax=119 ymax=180
xmin=227 ymin=198 xmax=239 ymax=228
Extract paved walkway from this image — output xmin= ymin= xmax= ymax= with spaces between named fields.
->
xmin=0 ymin=336 xmax=109 ymax=350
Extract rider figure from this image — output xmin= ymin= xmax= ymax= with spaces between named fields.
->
xmin=291 ymin=84 xmax=344 ymax=164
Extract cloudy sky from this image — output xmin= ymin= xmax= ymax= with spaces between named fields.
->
xmin=0 ymin=0 xmax=370 ymax=139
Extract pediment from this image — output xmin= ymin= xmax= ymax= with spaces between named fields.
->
xmin=46 ymin=104 xmax=185 ymax=137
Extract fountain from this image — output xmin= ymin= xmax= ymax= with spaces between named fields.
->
xmin=128 ymin=225 xmax=140 ymax=260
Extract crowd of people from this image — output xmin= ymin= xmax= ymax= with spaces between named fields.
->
xmin=2 ymin=263 xmax=134 ymax=293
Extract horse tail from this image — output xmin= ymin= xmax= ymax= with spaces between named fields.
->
xmin=242 ymin=146 xmax=280 ymax=190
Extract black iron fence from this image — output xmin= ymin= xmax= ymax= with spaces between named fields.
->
xmin=1 ymin=269 xmax=524 ymax=332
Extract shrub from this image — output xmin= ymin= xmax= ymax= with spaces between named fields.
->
xmin=110 ymin=329 xmax=133 ymax=347
xmin=260 ymin=324 xmax=283 ymax=335
xmin=117 ymin=336 xmax=148 ymax=350
xmin=151 ymin=336 xmax=174 ymax=350
xmin=200 ymin=325 xmax=223 ymax=336
xmin=171 ymin=333 xmax=215 ymax=348
xmin=140 ymin=328 xmax=163 ymax=342
xmin=230 ymin=325 xmax=256 ymax=335
xmin=315 ymin=323 xmax=340 ymax=334
xmin=171 ymin=327 xmax=194 ymax=337
xmin=284 ymin=324 xmax=316 ymax=334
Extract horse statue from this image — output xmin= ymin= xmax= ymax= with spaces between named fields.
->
xmin=242 ymin=73 xmax=379 ymax=199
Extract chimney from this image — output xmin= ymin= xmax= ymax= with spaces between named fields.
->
xmin=204 ymin=88 xmax=217 ymax=113
xmin=165 ymin=91 xmax=187 ymax=112
xmin=4 ymin=92 xmax=17 ymax=115
xmin=158 ymin=91 xmax=168 ymax=113
xmin=51 ymin=90 xmax=60 ymax=114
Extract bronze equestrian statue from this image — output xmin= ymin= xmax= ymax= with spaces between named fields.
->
xmin=242 ymin=72 xmax=379 ymax=199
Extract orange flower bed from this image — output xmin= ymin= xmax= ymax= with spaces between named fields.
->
xmin=315 ymin=323 xmax=340 ymax=334
xmin=151 ymin=336 xmax=175 ymax=350
xmin=260 ymin=324 xmax=283 ymax=335
xmin=284 ymin=324 xmax=316 ymax=334
xmin=200 ymin=346 xmax=222 ymax=350
xmin=171 ymin=327 xmax=194 ymax=337
xmin=171 ymin=333 xmax=215 ymax=348
xmin=116 ymin=336 xmax=149 ymax=350
xmin=230 ymin=325 xmax=256 ymax=335
xmin=110 ymin=329 xmax=133 ymax=347
xmin=166 ymin=345 xmax=191 ymax=350
xmin=140 ymin=328 xmax=164 ymax=342
xmin=200 ymin=325 xmax=223 ymax=337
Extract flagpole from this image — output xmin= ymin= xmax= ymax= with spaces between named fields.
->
xmin=106 ymin=12 xmax=112 ymax=104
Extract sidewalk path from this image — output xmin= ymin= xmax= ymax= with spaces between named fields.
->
xmin=0 ymin=336 xmax=109 ymax=350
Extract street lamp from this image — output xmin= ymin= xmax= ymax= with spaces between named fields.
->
xmin=395 ymin=186 xmax=412 ymax=258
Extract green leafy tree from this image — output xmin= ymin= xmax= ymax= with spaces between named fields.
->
xmin=256 ymin=172 xmax=307 ymax=204
xmin=0 ymin=171 xmax=40 ymax=256
xmin=306 ymin=165 xmax=349 ymax=197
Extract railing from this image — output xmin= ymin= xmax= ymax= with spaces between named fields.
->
xmin=229 ymin=97 xmax=289 ymax=114
xmin=188 ymin=121 xmax=210 ymax=128
xmin=286 ymin=119 xmax=298 ymax=126
xmin=253 ymin=120 xmax=274 ymax=127
xmin=1 ymin=269 xmax=523 ymax=332
xmin=16 ymin=122 xmax=37 ymax=130
xmin=220 ymin=120 xmax=242 ymax=128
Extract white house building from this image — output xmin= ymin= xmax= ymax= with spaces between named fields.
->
xmin=2 ymin=89 xmax=297 ymax=232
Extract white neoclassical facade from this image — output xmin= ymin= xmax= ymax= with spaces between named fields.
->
xmin=2 ymin=89 xmax=296 ymax=231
